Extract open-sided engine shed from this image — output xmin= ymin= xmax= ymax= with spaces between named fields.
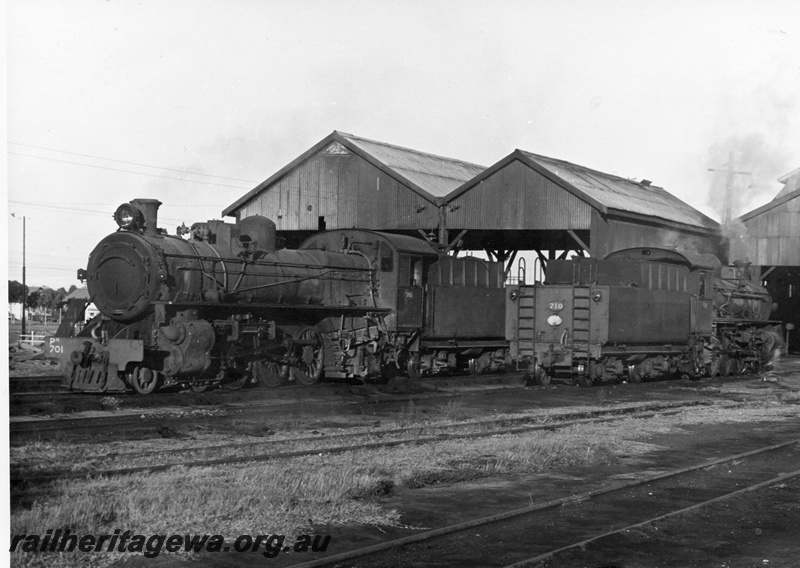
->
xmin=728 ymin=168 xmax=800 ymax=353
xmin=440 ymin=150 xmax=721 ymax=269
xmin=223 ymin=132 xmax=721 ymax=281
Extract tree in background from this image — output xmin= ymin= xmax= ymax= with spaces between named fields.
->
xmin=8 ymin=281 xmax=68 ymax=311
xmin=40 ymin=288 xmax=68 ymax=311
xmin=8 ymin=280 xmax=27 ymax=304
xmin=26 ymin=288 xmax=41 ymax=310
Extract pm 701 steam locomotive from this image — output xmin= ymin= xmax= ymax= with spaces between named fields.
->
xmin=53 ymin=199 xmax=507 ymax=393
xmin=51 ymin=198 xmax=782 ymax=393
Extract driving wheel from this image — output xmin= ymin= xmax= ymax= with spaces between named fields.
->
xmin=291 ymin=326 xmax=324 ymax=385
xmin=255 ymin=360 xmax=289 ymax=387
xmin=130 ymin=367 xmax=158 ymax=395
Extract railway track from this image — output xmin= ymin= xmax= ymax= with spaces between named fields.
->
xmin=9 ymin=374 xmax=64 ymax=393
xmin=286 ymin=439 xmax=800 ymax=568
xmin=7 ymin=372 xmax=530 ymax=441
xmin=11 ymin=400 xmax=713 ymax=484
xmin=7 ymin=369 xmax=520 ymax=400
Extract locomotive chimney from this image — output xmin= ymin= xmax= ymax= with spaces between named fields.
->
xmin=132 ymin=198 xmax=162 ymax=237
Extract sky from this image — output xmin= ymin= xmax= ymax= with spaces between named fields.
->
xmin=4 ymin=0 xmax=800 ymax=290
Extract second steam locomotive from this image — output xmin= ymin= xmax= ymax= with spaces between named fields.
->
xmin=54 ymin=198 xmax=782 ymax=393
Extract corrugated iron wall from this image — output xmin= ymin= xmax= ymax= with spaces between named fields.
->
xmin=729 ymin=197 xmax=800 ymax=265
xmin=445 ymin=159 xmax=593 ymax=230
xmin=591 ymin=212 xmax=721 ymax=259
xmin=238 ymin=152 xmax=437 ymax=231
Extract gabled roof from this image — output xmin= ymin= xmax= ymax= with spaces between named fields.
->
xmin=777 ymin=166 xmax=800 ymax=185
xmin=737 ymin=187 xmax=800 ymax=223
xmin=776 ymin=166 xmax=800 ymax=198
xmin=444 ymin=150 xmax=719 ymax=232
xmin=65 ymin=287 xmax=90 ymax=300
xmin=222 ymin=131 xmax=485 ymax=217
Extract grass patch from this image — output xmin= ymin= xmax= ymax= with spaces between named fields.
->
xmin=397 ymin=399 xmax=425 ymax=427
xmin=439 ymin=399 xmax=471 ymax=421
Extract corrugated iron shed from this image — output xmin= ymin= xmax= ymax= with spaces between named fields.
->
xmin=342 ymin=133 xmax=485 ymax=199
xmin=222 ymin=131 xmax=485 ymax=218
xmin=445 ymin=150 xmax=718 ymax=231
xmin=776 ymin=167 xmax=800 ymax=198
xmin=729 ymin=168 xmax=800 ymax=354
xmin=439 ymin=149 xmax=720 ymax=260
xmin=729 ymin=185 xmax=800 ymax=266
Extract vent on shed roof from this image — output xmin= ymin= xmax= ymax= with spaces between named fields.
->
xmin=321 ymin=141 xmax=351 ymax=156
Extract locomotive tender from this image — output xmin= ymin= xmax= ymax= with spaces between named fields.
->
xmin=55 ymin=199 xmax=783 ymax=394
xmin=57 ymin=199 xmax=507 ymax=393
xmin=508 ymin=247 xmax=783 ymax=386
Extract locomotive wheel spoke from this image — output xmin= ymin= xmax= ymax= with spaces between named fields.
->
xmin=468 ymin=358 xmax=480 ymax=376
xmin=292 ymin=327 xmax=324 ymax=386
xmin=406 ymin=353 xmax=422 ymax=380
xmin=255 ymin=360 xmax=289 ymax=388
xmin=468 ymin=352 xmax=492 ymax=376
xmin=130 ymin=367 xmax=158 ymax=395
xmin=534 ymin=364 xmax=552 ymax=386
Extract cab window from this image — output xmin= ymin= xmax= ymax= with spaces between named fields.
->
xmin=399 ymin=256 xmax=423 ymax=287
xmin=380 ymin=242 xmax=393 ymax=272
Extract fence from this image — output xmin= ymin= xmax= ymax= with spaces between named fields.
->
xmin=18 ymin=332 xmax=47 ymax=348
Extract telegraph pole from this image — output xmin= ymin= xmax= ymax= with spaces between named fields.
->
xmin=22 ymin=215 xmax=27 ymax=338
xmin=708 ymin=151 xmax=752 ymax=224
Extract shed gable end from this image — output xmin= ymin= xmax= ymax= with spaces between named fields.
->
xmin=445 ymin=158 xmax=593 ymax=230
xmin=237 ymin=149 xmax=437 ymax=231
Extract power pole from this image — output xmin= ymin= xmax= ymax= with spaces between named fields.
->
xmin=22 ymin=215 xmax=27 ymax=338
xmin=708 ymin=151 xmax=752 ymax=224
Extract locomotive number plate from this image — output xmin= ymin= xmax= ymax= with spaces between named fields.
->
xmin=548 ymin=301 xmax=564 ymax=311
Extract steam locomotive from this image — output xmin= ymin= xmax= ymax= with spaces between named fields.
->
xmin=508 ymin=248 xmax=784 ymax=386
xmin=53 ymin=198 xmax=783 ymax=394
xmin=54 ymin=199 xmax=507 ymax=393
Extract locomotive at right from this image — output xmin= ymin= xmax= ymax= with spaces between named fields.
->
xmin=508 ymin=247 xmax=783 ymax=386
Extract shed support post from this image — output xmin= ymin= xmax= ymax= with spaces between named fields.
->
xmin=760 ymin=266 xmax=775 ymax=280
xmin=504 ymin=250 xmax=519 ymax=282
xmin=446 ymin=230 xmax=468 ymax=255
xmin=438 ymin=206 xmax=448 ymax=248
xmin=567 ymin=230 xmax=591 ymax=256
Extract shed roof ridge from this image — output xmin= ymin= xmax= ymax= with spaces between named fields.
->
xmin=338 ymin=131 xmax=486 ymax=170
xmin=519 ymin=149 xmax=657 ymax=188
xmin=515 ymin=148 xmax=718 ymax=229
xmin=392 ymin=166 xmax=482 ymax=181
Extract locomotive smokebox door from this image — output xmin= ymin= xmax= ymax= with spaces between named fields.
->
xmin=397 ymin=255 xmax=424 ymax=329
